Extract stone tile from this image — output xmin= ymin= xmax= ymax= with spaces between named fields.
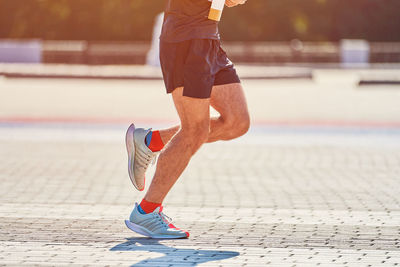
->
xmin=0 ymin=120 xmax=400 ymax=265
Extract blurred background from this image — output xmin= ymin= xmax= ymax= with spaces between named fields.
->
xmin=0 ymin=0 xmax=399 ymax=125
xmin=1 ymin=0 xmax=400 ymax=65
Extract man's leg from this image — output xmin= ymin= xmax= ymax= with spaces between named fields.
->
xmin=125 ymin=86 xmax=207 ymax=239
xmin=208 ymin=82 xmax=250 ymax=142
xmin=157 ymin=83 xmax=250 ymax=144
xmin=144 ymin=87 xmax=211 ymax=203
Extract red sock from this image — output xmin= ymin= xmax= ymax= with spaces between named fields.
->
xmin=148 ymin=130 xmax=164 ymax=152
xmin=139 ymin=199 xmax=162 ymax=213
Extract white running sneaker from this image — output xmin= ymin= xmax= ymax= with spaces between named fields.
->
xmin=125 ymin=203 xmax=189 ymax=239
xmin=125 ymin=124 xmax=157 ymax=191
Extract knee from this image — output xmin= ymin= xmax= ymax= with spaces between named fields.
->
xmin=181 ymin=120 xmax=209 ymax=153
xmin=223 ymin=111 xmax=250 ymax=139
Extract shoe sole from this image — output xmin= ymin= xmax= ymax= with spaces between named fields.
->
xmin=125 ymin=124 xmax=143 ymax=191
xmin=125 ymin=220 xmax=188 ymax=239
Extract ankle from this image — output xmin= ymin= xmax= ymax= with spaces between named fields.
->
xmin=146 ymin=130 xmax=164 ymax=152
xmin=139 ymin=198 xmax=162 ymax=214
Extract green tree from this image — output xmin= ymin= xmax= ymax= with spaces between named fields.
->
xmin=0 ymin=0 xmax=399 ymax=41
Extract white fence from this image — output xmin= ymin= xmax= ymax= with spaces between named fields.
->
xmin=0 ymin=40 xmax=42 ymax=63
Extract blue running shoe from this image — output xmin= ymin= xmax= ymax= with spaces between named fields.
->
xmin=125 ymin=203 xmax=189 ymax=239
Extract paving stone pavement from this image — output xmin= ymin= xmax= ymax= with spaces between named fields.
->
xmin=0 ymin=123 xmax=400 ymax=266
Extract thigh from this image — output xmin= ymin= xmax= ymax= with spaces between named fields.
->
xmin=172 ymin=87 xmax=211 ymax=128
xmin=210 ymin=83 xmax=249 ymax=121
xmin=160 ymin=40 xmax=190 ymax=94
xmin=182 ymin=39 xmax=218 ymax=99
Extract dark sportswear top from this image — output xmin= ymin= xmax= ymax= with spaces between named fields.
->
xmin=160 ymin=0 xmax=220 ymax=43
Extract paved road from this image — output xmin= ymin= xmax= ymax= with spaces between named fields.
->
xmin=0 ymin=76 xmax=400 ymax=266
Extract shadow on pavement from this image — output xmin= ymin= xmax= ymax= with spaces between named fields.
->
xmin=110 ymin=237 xmax=239 ymax=266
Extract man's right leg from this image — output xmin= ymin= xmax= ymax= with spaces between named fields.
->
xmin=156 ymin=82 xmax=249 ymax=145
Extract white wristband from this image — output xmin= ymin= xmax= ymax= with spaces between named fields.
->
xmin=208 ymin=0 xmax=225 ymax=21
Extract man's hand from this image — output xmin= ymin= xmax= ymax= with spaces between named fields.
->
xmin=225 ymin=0 xmax=247 ymax=8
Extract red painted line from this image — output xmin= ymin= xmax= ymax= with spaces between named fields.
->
xmin=254 ymin=119 xmax=400 ymax=129
xmin=0 ymin=116 xmax=177 ymax=125
xmin=1 ymin=116 xmax=400 ymax=129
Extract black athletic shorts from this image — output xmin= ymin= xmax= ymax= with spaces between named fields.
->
xmin=159 ymin=39 xmax=241 ymax=99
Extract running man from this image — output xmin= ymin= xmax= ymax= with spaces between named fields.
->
xmin=125 ymin=0 xmax=250 ymax=239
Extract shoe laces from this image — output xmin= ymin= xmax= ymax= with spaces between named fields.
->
xmin=136 ymin=149 xmax=157 ymax=170
xmin=154 ymin=211 xmax=172 ymax=229
xmin=160 ymin=212 xmax=172 ymax=224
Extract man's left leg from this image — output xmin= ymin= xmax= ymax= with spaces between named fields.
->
xmin=127 ymin=82 xmax=250 ymax=191
xmin=152 ymin=82 xmax=250 ymax=145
